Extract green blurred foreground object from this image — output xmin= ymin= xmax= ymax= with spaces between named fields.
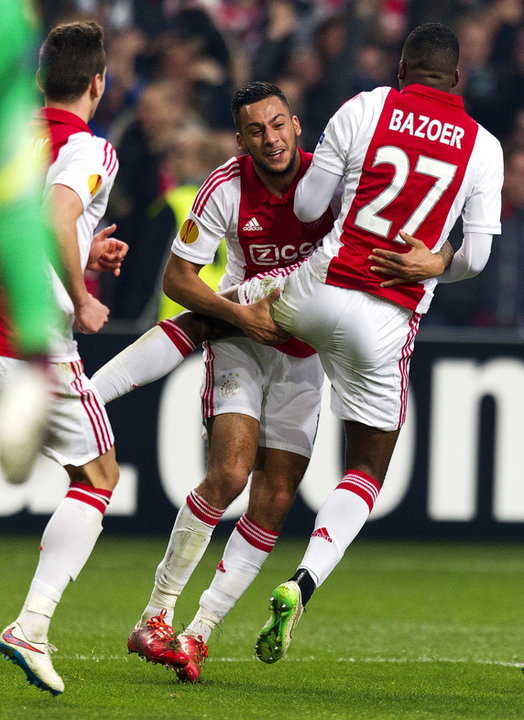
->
xmin=0 ymin=537 xmax=522 ymax=720
xmin=0 ymin=0 xmax=60 ymax=485
xmin=0 ymin=0 xmax=59 ymax=357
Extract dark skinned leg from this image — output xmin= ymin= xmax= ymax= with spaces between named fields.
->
xmin=174 ymin=287 xmax=243 ymax=346
xmin=91 ymin=288 xmax=243 ymax=403
xmin=291 ymin=420 xmax=400 ymax=604
xmin=343 ymin=420 xmax=400 ymax=485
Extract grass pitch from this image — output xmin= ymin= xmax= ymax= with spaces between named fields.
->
xmin=0 ymin=535 xmax=522 ymax=720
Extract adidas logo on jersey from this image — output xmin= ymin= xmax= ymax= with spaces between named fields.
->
xmin=243 ymin=217 xmax=263 ymax=231
xmin=311 ymin=527 xmax=332 ymax=542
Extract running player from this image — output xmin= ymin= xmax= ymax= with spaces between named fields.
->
xmin=241 ymin=23 xmax=504 ymax=663
xmin=0 ymin=21 xmax=130 ymax=695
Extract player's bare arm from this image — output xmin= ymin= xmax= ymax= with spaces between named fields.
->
xmin=88 ymin=223 xmax=128 ymax=277
xmin=163 ymin=253 xmax=288 ymax=345
xmin=46 ymin=183 xmax=110 ymax=334
xmin=369 ymin=230 xmax=454 ymax=287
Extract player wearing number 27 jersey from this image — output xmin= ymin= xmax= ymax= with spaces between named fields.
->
xmin=243 ymin=49 xmax=502 ymax=433
xmin=250 ymin=23 xmax=504 ymax=667
xmin=305 ymin=82 xmax=502 ymax=314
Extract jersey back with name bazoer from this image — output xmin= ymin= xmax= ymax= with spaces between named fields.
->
xmin=307 ymin=84 xmax=503 ymax=313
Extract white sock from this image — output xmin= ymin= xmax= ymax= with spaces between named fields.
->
xmin=184 ymin=606 xmax=221 ymax=644
xmin=92 ymin=321 xmax=195 ymax=403
xmin=141 ymin=491 xmax=224 ymax=626
xmin=15 ymin=591 xmax=56 ymax=644
xmin=186 ymin=514 xmax=278 ymax=642
xmin=140 ymin=603 xmax=173 ymax=626
xmin=17 ymin=484 xmax=112 ymax=642
xmin=299 ymin=471 xmax=381 ymax=586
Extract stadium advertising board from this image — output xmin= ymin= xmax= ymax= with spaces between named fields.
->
xmin=1 ymin=331 xmax=523 ymax=540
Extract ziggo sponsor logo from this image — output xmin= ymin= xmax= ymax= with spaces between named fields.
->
xmin=248 ymin=240 xmax=321 ymax=265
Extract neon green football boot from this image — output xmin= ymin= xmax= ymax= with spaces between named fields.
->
xmin=255 ymin=581 xmax=304 ymax=663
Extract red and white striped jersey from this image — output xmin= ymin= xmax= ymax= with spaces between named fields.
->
xmin=171 ymin=146 xmax=334 ymax=357
xmin=305 ymin=84 xmax=503 ymax=313
xmin=0 ymin=108 xmax=118 ymax=361
xmin=171 ymin=147 xmax=334 ymax=286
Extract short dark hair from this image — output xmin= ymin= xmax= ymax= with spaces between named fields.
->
xmin=231 ymin=82 xmax=292 ymax=132
xmin=39 ymin=21 xmax=106 ymax=102
xmin=402 ymin=23 xmax=459 ymax=70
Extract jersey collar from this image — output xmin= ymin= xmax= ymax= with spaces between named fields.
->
xmin=36 ymin=107 xmax=94 ymax=135
xmin=400 ymin=83 xmax=464 ymax=109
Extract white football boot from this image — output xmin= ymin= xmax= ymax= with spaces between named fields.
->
xmin=0 ymin=622 xmax=64 ymax=695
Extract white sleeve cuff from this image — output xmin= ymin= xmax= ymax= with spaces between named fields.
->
xmin=439 ymin=232 xmax=492 ymax=283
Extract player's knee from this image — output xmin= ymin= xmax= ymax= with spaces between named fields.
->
xmin=176 ymin=311 xmax=204 ymax=346
xmin=260 ymin=484 xmax=296 ymax=523
xmin=247 ymin=489 xmax=293 ymax=533
xmin=66 ymin=453 xmax=119 ymax=492
xmin=97 ymin=465 xmax=119 ymax=491
xmin=202 ymin=464 xmax=249 ymax=505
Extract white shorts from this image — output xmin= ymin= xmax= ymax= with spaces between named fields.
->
xmin=200 ymin=337 xmax=324 ymax=458
xmin=240 ymin=263 xmax=421 ymax=432
xmin=0 ymin=357 xmax=114 ymax=467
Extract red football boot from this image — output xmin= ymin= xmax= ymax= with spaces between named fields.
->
xmin=127 ymin=610 xmax=189 ymax=669
xmin=174 ymin=634 xmax=208 ymax=682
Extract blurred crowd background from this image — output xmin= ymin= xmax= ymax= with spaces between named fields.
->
xmin=38 ymin=0 xmax=524 ymax=333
